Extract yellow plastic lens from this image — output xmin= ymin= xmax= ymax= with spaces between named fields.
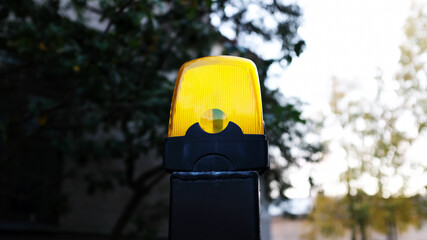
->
xmin=168 ymin=56 xmax=263 ymax=137
xmin=199 ymin=109 xmax=229 ymax=134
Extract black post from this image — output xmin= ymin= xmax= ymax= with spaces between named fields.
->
xmin=164 ymin=122 xmax=268 ymax=240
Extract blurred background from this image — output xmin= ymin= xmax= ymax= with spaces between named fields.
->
xmin=0 ymin=0 xmax=426 ymax=240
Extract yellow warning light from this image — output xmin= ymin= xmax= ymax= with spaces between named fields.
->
xmin=168 ymin=56 xmax=263 ymax=137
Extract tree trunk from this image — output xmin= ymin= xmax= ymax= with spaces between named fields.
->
xmin=359 ymin=221 xmax=367 ymax=240
xmin=351 ymin=225 xmax=356 ymax=240
xmin=392 ymin=221 xmax=398 ymax=240
xmin=386 ymin=220 xmax=398 ymax=240
xmin=348 ymin=193 xmax=356 ymax=240
xmin=110 ymin=188 xmax=148 ymax=240
xmin=110 ymin=170 xmax=166 ymax=240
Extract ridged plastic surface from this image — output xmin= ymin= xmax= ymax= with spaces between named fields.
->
xmin=168 ymin=56 xmax=263 ymax=137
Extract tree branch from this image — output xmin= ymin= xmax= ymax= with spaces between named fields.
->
xmin=102 ymin=0 xmax=137 ymax=37
xmin=133 ymin=164 xmax=163 ymax=190
xmin=110 ymin=169 xmax=166 ymax=240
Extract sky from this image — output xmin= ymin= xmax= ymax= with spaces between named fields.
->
xmin=270 ymin=0 xmax=410 ymax=114
xmin=266 ymin=0 xmax=425 ymax=198
xmin=213 ymin=0 xmax=426 ymax=198
xmin=272 ymin=0 xmax=410 ymax=109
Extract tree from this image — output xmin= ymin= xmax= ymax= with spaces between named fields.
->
xmin=302 ymin=193 xmax=348 ymax=240
xmin=305 ymin=2 xmax=427 ymax=239
xmin=0 ymin=0 xmax=322 ymax=239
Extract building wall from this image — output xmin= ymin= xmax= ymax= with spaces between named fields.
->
xmin=60 ymin=149 xmax=170 ymax=237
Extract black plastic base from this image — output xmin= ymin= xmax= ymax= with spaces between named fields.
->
xmin=164 ymin=122 xmax=268 ymax=172
xmin=169 ymin=171 xmax=261 ymax=240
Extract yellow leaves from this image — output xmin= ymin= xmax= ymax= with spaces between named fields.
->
xmin=390 ymin=132 xmax=404 ymax=147
xmin=419 ymin=122 xmax=427 ymax=132
xmin=37 ymin=116 xmax=47 ymax=126
xmin=403 ymin=72 xmax=413 ymax=81
xmin=370 ymin=196 xmax=422 ymax=234
xmin=398 ymin=1 xmax=427 ymax=84
xmin=306 ymin=194 xmax=424 ymax=239
xmin=38 ymin=43 xmax=82 ymax=75
xmin=39 ymin=42 xmax=47 ymax=51
xmin=302 ymin=195 xmax=348 ymax=240
xmin=404 ymin=18 xmax=416 ymax=39
xmin=330 ymin=77 xmax=347 ymax=114
xmin=147 ymin=34 xmax=158 ymax=52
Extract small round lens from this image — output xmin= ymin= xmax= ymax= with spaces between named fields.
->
xmin=199 ymin=109 xmax=229 ymax=134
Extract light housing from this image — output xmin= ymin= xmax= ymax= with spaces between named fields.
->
xmin=168 ymin=56 xmax=264 ymax=137
xmin=163 ymin=56 xmax=268 ymax=173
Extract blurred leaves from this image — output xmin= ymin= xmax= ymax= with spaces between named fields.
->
xmin=306 ymin=2 xmax=427 ymax=239
xmin=0 ymin=0 xmax=322 ymax=235
xmin=303 ymin=193 xmax=426 ymax=240
xmin=0 ymin=0 xmax=321 ymax=199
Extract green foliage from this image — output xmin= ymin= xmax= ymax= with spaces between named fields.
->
xmin=1 ymin=0 xmax=321 ymax=198
xmin=0 ymin=2 xmax=324 ymax=237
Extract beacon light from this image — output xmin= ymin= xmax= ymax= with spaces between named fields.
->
xmin=168 ymin=56 xmax=264 ymax=137
xmin=163 ymin=56 xmax=268 ymax=173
